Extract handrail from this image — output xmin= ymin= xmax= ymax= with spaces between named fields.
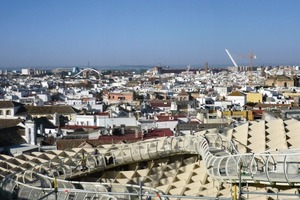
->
xmin=2 ymin=132 xmax=300 ymax=199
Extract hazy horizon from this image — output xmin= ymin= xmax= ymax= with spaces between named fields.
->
xmin=1 ymin=62 xmax=297 ymax=71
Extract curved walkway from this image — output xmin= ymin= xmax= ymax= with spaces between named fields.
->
xmin=2 ymin=131 xmax=300 ymax=199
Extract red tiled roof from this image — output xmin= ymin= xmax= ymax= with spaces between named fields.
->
xmin=22 ymin=105 xmax=77 ymax=115
xmin=0 ymin=100 xmax=23 ymax=108
xmin=0 ymin=127 xmax=26 ymax=147
xmin=252 ymin=110 xmax=263 ymax=117
xmin=0 ymin=101 xmax=14 ymax=108
xmin=156 ymin=115 xmax=179 ymax=122
xmin=149 ymin=100 xmax=171 ymax=108
xmin=145 ymin=128 xmax=173 ymax=138
xmin=56 ymin=128 xmax=174 ymax=150
xmin=228 ymin=91 xmax=245 ymax=96
xmin=95 ymin=112 xmax=109 ymax=116
xmin=0 ymin=119 xmax=23 ymax=129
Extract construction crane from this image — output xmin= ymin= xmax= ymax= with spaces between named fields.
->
xmin=225 ymin=49 xmax=238 ymax=68
xmin=248 ymin=51 xmax=256 ymax=85
xmin=225 ymin=49 xmax=256 ymax=85
xmin=239 ymin=51 xmax=256 ymax=85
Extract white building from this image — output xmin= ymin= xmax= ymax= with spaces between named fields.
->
xmin=0 ymin=100 xmax=23 ymax=119
xmin=227 ymin=91 xmax=246 ymax=107
xmin=214 ymin=101 xmax=233 ymax=110
xmin=66 ymin=98 xmax=82 ymax=106
xmin=75 ymin=115 xmax=96 ymax=126
xmin=24 ymin=120 xmax=36 ymax=145
xmin=214 ymin=86 xmax=233 ymax=97
xmin=74 ymin=114 xmax=137 ymax=127
xmin=21 ymin=68 xmax=31 ymax=75
xmin=37 ymin=93 xmax=50 ymax=103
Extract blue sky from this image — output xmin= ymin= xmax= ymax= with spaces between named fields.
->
xmin=0 ymin=0 xmax=300 ymax=68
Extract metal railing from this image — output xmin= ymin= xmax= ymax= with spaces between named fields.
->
xmin=2 ymin=132 xmax=300 ymax=199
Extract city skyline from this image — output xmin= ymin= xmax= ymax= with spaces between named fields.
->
xmin=1 ymin=0 xmax=300 ymax=68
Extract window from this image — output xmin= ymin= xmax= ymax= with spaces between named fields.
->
xmin=0 ymin=110 xmax=3 ymax=115
xmin=6 ymin=110 xmax=11 ymax=115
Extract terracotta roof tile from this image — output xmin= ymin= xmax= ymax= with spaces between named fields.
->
xmin=0 ymin=119 xmax=23 ymax=129
xmin=0 ymin=101 xmax=14 ymax=108
xmin=0 ymin=100 xmax=23 ymax=108
xmin=150 ymin=100 xmax=171 ymax=108
xmin=19 ymin=105 xmax=77 ymax=115
xmin=156 ymin=115 xmax=180 ymax=122
xmin=0 ymin=127 xmax=26 ymax=147
xmin=228 ymin=91 xmax=245 ymax=96
xmin=56 ymin=128 xmax=173 ymax=150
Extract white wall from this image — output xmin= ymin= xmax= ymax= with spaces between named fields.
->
xmin=96 ymin=116 xmax=137 ymax=127
xmin=0 ymin=108 xmax=15 ymax=119
xmin=214 ymin=86 xmax=232 ymax=97
xmin=156 ymin=121 xmax=177 ymax=131
xmin=227 ymin=96 xmax=246 ymax=107
xmin=214 ymin=101 xmax=232 ymax=109
xmin=76 ymin=115 xmax=96 ymax=126
xmin=24 ymin=120 xmax=36 ymax=145
xmin=37 ymin=94 xmax=50 ymax=103
xmin=66 ymin=99 xmax=82 ymax=106
xmin=91 ymin=104 xmax=103 ymax=112
xmin=21 ymin=68 xmax=31 ymax=75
